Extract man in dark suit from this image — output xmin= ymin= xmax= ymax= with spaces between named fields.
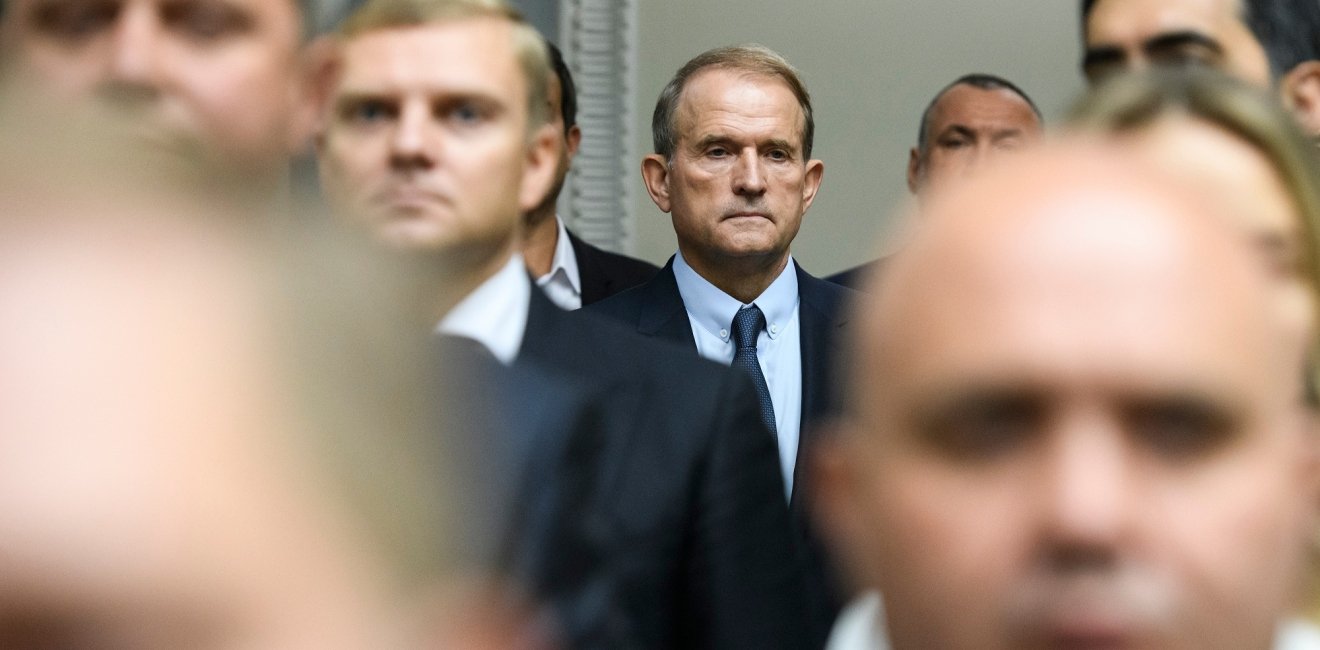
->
xmin=589 ymin=44 xmax=856 ymax=647
xmin=827 ymin=73 xmax=1043 ymax=289
xmin=522 ymin=42 xmax=659 ymax=309
xmin=313 ymin=2 xmax=811 ymax=648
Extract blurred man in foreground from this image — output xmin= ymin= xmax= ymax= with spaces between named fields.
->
xmin=827 ymin=73 xmax=1043 ymax=288
xmin=0 ymin=103 xmax=535 ymax=647
xmin=0 ymin=0 xmax=320 ymax=195
xmin=815 ymin=145 xmax=1320 ymax=649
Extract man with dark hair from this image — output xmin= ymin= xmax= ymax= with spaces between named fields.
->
xmin=1081 ymin=0 xmax=1320 ymax=139
xmin=827 ymin=73 xmax=1043 ymax=289
xmin=522 ymin=42 xmax=658 ymax=310
xmin=590 ymin=43 xmax=856 ymax=647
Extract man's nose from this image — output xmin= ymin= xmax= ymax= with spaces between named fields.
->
xmin=1037 ymin=414 xmax=1132 ymax=568
xmin=389 ymin=103 xmax=436 ymax=171
xmin=732 ymin=150 xmax=767 ymax=197
xmin=105 ymin=4 xmax=165 ymax=92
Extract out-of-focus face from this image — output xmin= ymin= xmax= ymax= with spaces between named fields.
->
xmin=909 ymin=84 xmax=1042 ymax=194
xmin=2 ymin=0 xmax=307 ymax=172
xmin=818 ymin=156 xmax=1320 ymax=650
xmin=641 ymin=68 xmax=823 ymax=274
xmin=1117 ymin=116 xmax=1315 ymax=339
xmin=1083 ymin=0 xmax=1272 ymax=86
xmin=0 ymin=215 xmax=399 ymax=649
xmin=317 ymin=19 xmax=555 ymax=261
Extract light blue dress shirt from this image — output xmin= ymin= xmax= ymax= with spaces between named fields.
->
xmin=673 ymin=251 xmax=802 ymax=498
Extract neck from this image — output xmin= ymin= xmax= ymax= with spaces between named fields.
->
xmin=682 ymin=247 xmax=791 ymax=304
xmin=429 ymin=238 xmax=519 ymax=325
xmin=521 ymin=207 xmax=559 ymax=278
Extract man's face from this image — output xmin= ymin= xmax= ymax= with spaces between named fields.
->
xmin=641 ymin=68 xmax=823 ymax=272
xmin=820 ymin=165 xmax=1320 ymax=649
xmin=1083 ymin=0 xmax=1272 ymax=86
xmin=909 ymin=84 xmax=1042 ymax=194
xmin=3 ymin=0 xmax=307 ymax=171
xmin=317 ymin=19 xmax=554 ymax=257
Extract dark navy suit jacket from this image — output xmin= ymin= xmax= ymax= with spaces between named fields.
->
xmin=566 ymin=229 xmax=659 ymax=306
xmin=479 ymin=285 xmax=815 ymax=649
xmin=586 ymin=257 xmax=860 ymax=648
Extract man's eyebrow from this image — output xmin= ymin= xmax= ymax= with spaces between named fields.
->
xmin=761 ymin=138 xmax=798 ymax=153
xmin=937 ymin=125 xmax=977 ymax=140
xmin=1143 ymin=30 xmax=1225 ymax=57
xmin=1082 ymin=45 xmax=1126 ymax=73
xmin=690 ymin=134 xmax=734 ymax=150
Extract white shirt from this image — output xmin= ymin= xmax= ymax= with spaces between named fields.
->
xmin=672 ymin=251 xmax=802 ymax=498
xmin=824 ymin=591 xmax=1320 ymax=650
xmin=435 ymin=254 xmax=531 ymax=365
xmin=535 ymin=215 xmax=583 ymax=311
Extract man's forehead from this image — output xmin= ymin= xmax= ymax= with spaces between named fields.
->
xmin=929 ymin=85 xmax=1038 ymax=128
xmin=337 ymin=20 xmax=522 ymax=95
xmin=675 ymin=69 xmax=804 ymax=137
xmin=1087 ymin=0 xmax=1246 ymax=42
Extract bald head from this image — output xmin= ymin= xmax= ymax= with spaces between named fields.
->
xmin=817 ymin=146 xmax=1320 ymax=650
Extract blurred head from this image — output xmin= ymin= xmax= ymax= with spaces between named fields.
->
xmin=640 ymin=44 xmax=824 ymax=277
xmin=1069 ymin=69 xmax=1320 ymax=384
xmin=1080 ymin=0 xmax=1320 ymax=138
xmin=907 ymin=73 xmax=1044 ymax=195
xmin=314 ymin=0 xmax=557 ymax=281
xmin=0 ymin=136 xmax=475 ymax=647
xmin=0 ymin=0 xmax=316 ymax=182
xmin=524 ymin=41 xmax=582 ymax=226
xmin=814 ymin=147 xmax=1320 ymax=650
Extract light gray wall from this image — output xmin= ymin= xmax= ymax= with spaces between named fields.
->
xmin=630 ymin=1 xmax=1085 ymax=276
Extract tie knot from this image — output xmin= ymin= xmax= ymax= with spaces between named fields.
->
xmin=731 ymin=305 xmax=765 ymax=350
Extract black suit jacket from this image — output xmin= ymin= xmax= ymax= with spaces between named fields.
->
xmin=567 ymin=229 xmax=659 ymax=306
xmin=825 ymin=258 xmax=882 ymax=290
xmin=514 ymin=286 xmax=813 ymax=650
xmin=586 ymin=258 xmax=860 ymax=648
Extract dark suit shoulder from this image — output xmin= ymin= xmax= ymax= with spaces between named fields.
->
xmin=824 ymin=258 xmax=883 ymax=290
xmin=567 ymin=230 xmax=660 ymax=306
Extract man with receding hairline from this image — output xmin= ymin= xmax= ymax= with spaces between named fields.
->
xmin=827 ymin=73 xmax=1043 ymax=289
xmin=591 ymin=43 xmax=856 ymax=647
xmin=813 ymin=144 xmax=1320 ymax=649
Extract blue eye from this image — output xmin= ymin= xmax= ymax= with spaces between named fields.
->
xmin=340 ymin=100 xmax=394 ymax=125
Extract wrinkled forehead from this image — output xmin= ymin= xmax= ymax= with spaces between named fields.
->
xmin=674 ymin=68 xmax=806 ymax=142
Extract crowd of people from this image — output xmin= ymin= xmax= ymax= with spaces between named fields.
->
xmin=1 ymin=0 xmax=1320 ymax=648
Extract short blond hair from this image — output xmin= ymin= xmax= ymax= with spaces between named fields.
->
xmin=337 ymin=0 xmax=549 ymax=130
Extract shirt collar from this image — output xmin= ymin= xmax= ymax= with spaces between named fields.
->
xmin=537 ymin=214 xmax=581 ymax=296
xmin=435 ymin=254 xmax=531 ymax=365
xmin=672 ymin=251 xmax=799 ymax=343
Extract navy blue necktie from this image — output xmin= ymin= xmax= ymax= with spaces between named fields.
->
xmin=731 ymin=305 xmax=776 ymax=437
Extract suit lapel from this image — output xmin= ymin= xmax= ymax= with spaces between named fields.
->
xmin=791 ymin=265 xmax=850 ymax=501
xmin=636 ymin=258 xmax=699 ymax=351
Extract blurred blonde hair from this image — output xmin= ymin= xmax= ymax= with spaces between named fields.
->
xmin=1069 ymin=68 xmax=1320 ymax=402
